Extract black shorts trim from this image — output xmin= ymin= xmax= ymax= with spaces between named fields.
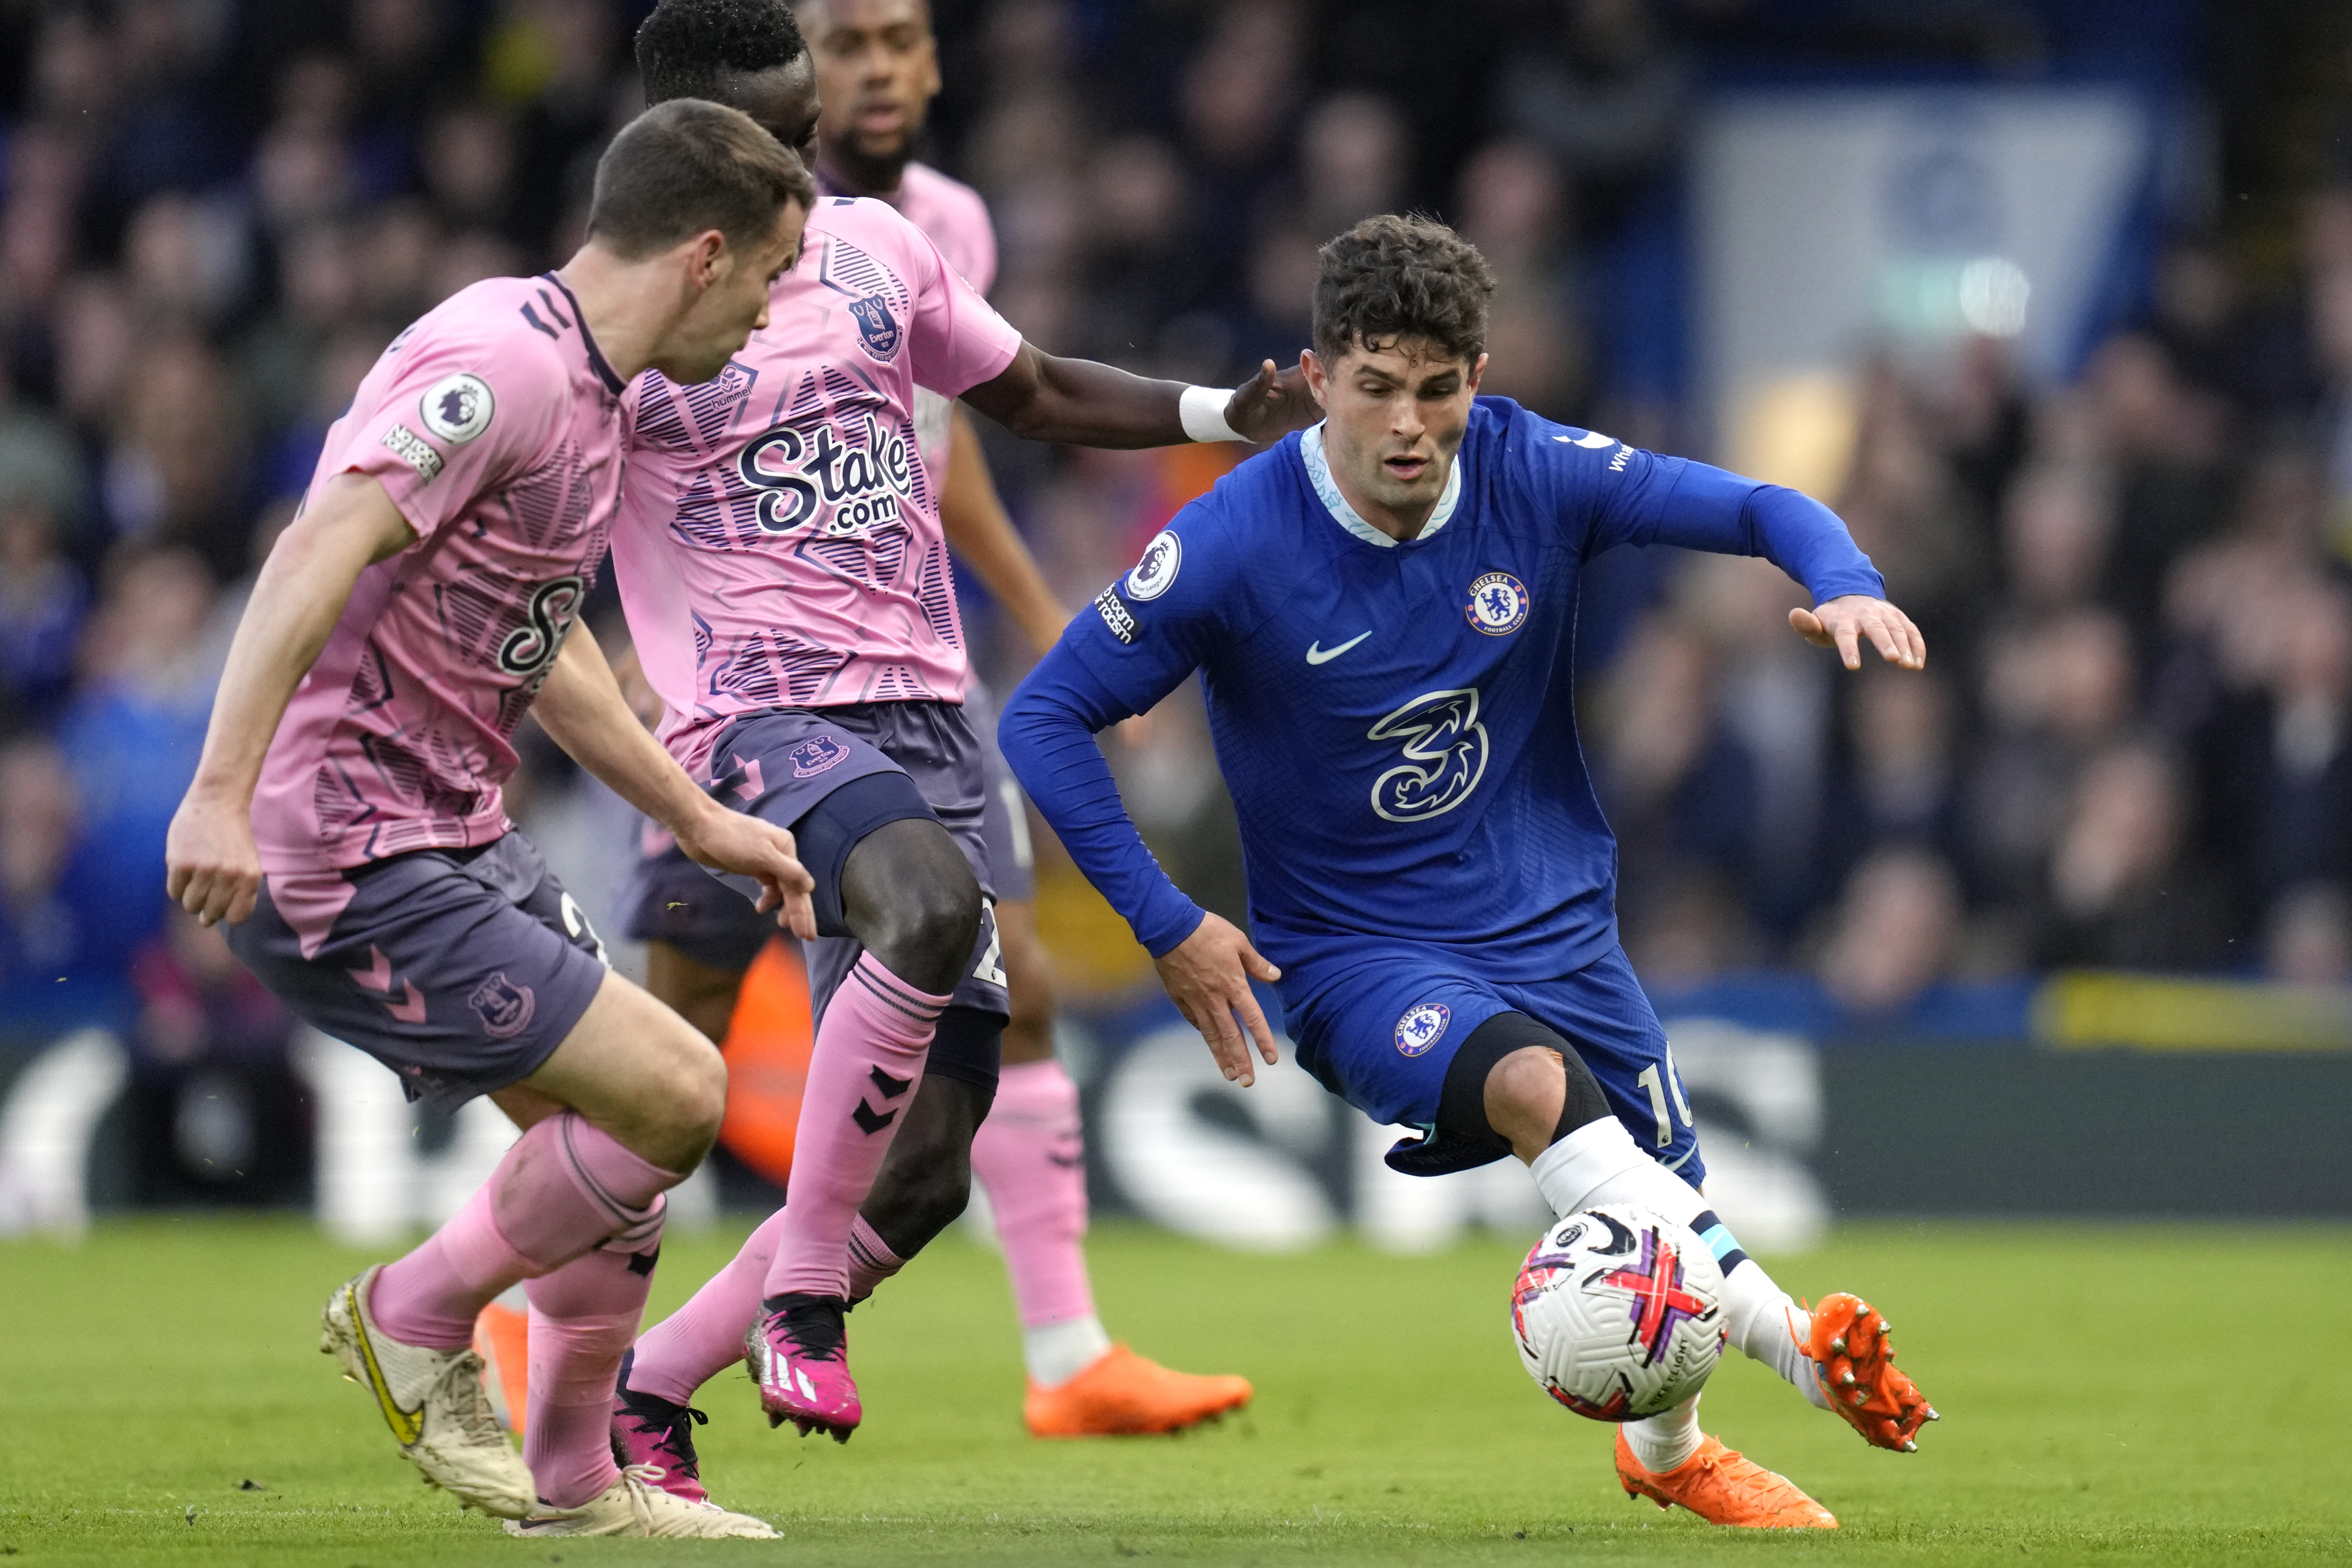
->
xmin=922 ymin=1004 xmax=1004 ymax=1093
xmin=793 ymin=771 xmax=937 ymax=937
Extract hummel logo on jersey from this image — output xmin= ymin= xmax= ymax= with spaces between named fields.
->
xmin=1306 ymin=631 xmax=1371 ymax=665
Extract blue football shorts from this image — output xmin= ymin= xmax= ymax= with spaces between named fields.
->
xmin=1279 ymin=941 xmax=1704 ymax=1185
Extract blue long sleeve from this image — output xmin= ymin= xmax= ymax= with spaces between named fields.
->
xmin=1592 ymin=454 xmax=1886 ymax=605
xmin=999 ymin=645 xmax=1208 ymax=959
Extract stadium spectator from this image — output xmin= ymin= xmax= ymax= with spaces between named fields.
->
xmin=1816 ymin=847 xmax=1966 ymax=1018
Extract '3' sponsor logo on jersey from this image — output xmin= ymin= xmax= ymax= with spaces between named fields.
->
xmin=1366 ymin=687 xmax=1490 ymax=823
xmin=497 ymin=576 xmax=585 ymax=679
xmin=737 ymin=410 xmax=918 ymax=537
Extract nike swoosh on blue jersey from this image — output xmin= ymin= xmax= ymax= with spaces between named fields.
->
xmin=1305 ymin=631 xmax=1372 ymax=665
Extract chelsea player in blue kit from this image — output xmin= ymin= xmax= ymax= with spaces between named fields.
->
xmin=1001 ymin=216 xmax=1937 ymax=1529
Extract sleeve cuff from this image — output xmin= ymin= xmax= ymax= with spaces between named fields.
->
xmin=1136 ymin=896 xmax=1208 ymax=959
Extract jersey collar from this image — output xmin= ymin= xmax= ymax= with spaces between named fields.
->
xmin=539 ymin=272 xmax=624 ymax=396
xmin=1300 ymin=422 xmax=1462 ymax=548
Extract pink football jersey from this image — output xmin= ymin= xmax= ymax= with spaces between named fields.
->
xmin=611 ymin=197 xmax=1022 ymax=778
xmin=252 ymin=274 xmax=628 ymax=874
xmin=901 ymin=164 xmax=996 ymax=482
xmin=820 ymin=161 xmax=997 ymax=490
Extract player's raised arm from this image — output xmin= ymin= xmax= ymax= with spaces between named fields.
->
xmin=164 ymin=473 xmax=416 ymax=925
xmin=961 ymin=345 xmax=1317 ymax=451
xmin=1571 ymin=438 xmax=1925 ymax=671
xmin=531 ymin=621 xmax=817 ymax=939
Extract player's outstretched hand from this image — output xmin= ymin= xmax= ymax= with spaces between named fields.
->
xmin=1155 ymin=912 xmax=1283 ymax=1086
xmin=165 ymin=789 xmax=263 ymax=927
xmin=675 ymin=804 xmax=819 ymax=941
xmin=1224 ymin=359 xmax=1320 ymax=444
xmin=1789 ymin=594 xmax=1926 ymax=672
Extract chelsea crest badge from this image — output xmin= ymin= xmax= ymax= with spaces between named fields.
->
xmin=1465 ymin=571 xmax=1529 ymax=636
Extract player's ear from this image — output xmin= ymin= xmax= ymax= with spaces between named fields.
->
xmin=1302 ymin=349 xmax=1331 ymax=409
xmin=686 ymin=228 xmax=730 ymax=289
xmin=1467 ymin=352 xmax=1489 ymax=394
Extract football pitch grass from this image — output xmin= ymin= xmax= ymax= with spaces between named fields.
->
xmin=4 ymin=1219 xmax=2347 ymax=1567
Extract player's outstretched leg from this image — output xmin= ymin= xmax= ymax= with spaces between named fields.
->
xmin=1463 ymin=1010 xmax=1847 ymax=1527
xmin=749 ymin=815 xmax=976 ymax=1441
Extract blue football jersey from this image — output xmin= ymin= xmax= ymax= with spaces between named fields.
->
xmin=1044 ymin=397 xmax=1883 ymax=987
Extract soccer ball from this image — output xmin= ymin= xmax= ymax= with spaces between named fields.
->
xmin=1511 ymin=1204 xmax=1728 ymax=1421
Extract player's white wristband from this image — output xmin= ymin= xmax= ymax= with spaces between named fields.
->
xmin=1180 ymin=384 xmax=1248 ymax=444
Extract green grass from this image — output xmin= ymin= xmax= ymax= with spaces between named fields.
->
xmin=3 ymin=1218 xmax=2348 ymax=1567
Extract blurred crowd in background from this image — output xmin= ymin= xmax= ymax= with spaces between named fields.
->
xmin=5 ymin=0 xmax=2352 ymax=1187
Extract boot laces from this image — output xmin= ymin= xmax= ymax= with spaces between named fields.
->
xmin=436 ymin=1349 xmax=510 ymax=1446
xmin=619 ymin=1392 xmax=708 ymax=1477
xmin=766 ymin=1294 xmax=847 ymax=1363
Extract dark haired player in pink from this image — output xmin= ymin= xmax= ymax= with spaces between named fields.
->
xmin=589 ymin=0 xmax=1310 ymax=1485
xmin=799 ymin=0 xmax=1255 ymax=1440
xmin=582 ymin=0 xmax=1251 ymax=1483
xmin=165 ymin=100 xmax=813 ymax=1541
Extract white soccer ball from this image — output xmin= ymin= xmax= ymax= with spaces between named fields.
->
xmin=1511 ymin=1204 xmax=1728 ymax=1421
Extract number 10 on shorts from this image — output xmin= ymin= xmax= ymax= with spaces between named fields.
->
xmin=1635 ymin=1050 xmax=1694 ymax=1148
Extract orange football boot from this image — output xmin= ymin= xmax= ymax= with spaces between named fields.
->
xmin=1613 ymin=1431 xmax=1838 ymax=1529
xmin=1023 ymin=1344 xmax=1253 ymax=1437
xmin=1807 ymin=1292 xmax=1938 ymax=1451
xmin=472 ymin=1300 xmax=531 ymax=1436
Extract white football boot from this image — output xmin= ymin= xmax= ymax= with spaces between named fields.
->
xmin=318 ymin=1266 xmax=537 ymax=1518
xmin=500 ymin=1465 xmax=781 ymax=1539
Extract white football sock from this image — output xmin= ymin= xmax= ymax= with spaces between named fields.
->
xmin=1721 ymin=1266 xmax=1830 ymax=1410
xmin=1529 ymin=1116 xmax=1701 ymax=1225
xmin=1529 ymin=1117 xmax=1827 ymax=1408
xmin=1621 ymin=1393 xmax=1703 ymax=1475
xmin=1023 ymin=1314 xmax=1112 ymax=1388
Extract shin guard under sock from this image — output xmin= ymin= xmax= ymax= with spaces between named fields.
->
xmin=523 ymin=1241 xmax=660 ymax=1509
xmin=371 ymin=1112 xmax=679 ymax=1349
xmin=763 ymin=954 xmax=946 ymax=1300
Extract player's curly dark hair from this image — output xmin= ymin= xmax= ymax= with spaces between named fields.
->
xmin=636 ymin=0 xmax=808 ymax=106
xmin=1312 ymin=214 xmax=1497 ymax=367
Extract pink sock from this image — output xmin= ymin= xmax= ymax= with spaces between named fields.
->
xmin=762 ymin=954 xmax=945 ymax=1300
xmin=371 ymin=1112 xmax=680 ymax=1349
xmin=969 ymin=1058 xmax=1096 ymax=1328
xmin=524 ymin=1244 xmax=657 ymax=1509
xmin=626 ymin=1207 xmax=787 ymax=1406
xmin=846 ymin=1215 xmax=905 ymax=1301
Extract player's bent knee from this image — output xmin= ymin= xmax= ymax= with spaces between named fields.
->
xmin=1483 ymin=1046 xmax=1569 ymax=1158
xmin=867 ymin=871 xmax=982 ymax=991
xmin=630 ymin=1025 xmax=728 ymax=1167
xmin=1441 ymin=1012 xmax=1616 ymax=1165
xmin=842 ymin=820 xmax=983 ymax=992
